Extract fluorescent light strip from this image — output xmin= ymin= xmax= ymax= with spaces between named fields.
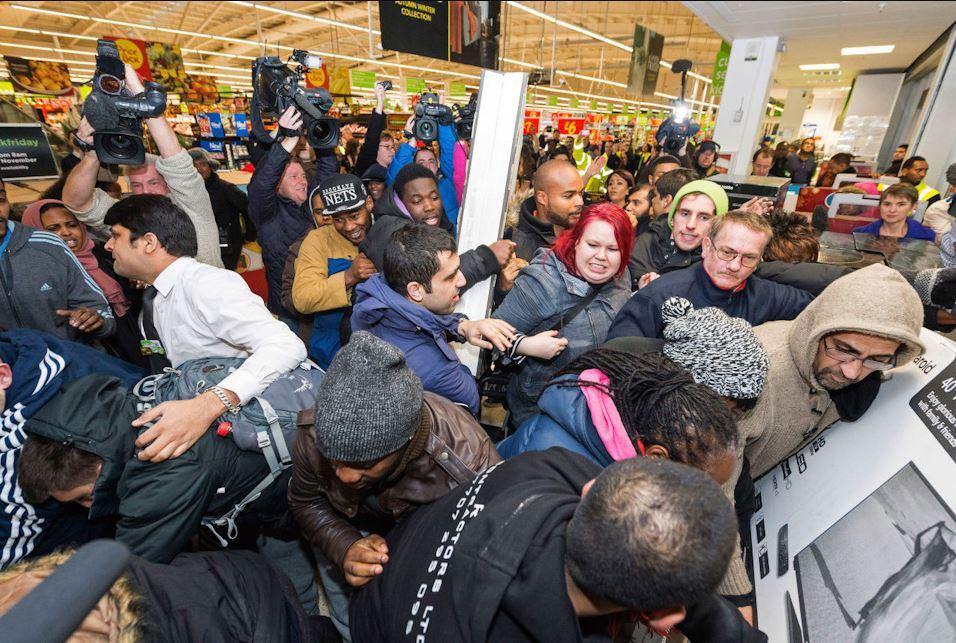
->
xmin=841 ymin=45 xmax=894 ymax=56
xmin=556 ymin=69 xmax=627 ymax=88
xmin=228 ymin=1 xmax=380 ymax=36
xmin=0 ymin=41 xmax=91 ymax=56
xmin=799 ymin=63 xmax=840 ymax=71
xmin=506 ymin=1 xmax=630 ymax=52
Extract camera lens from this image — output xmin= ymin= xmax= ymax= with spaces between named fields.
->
xmin=414 ymin=117 xmax=437 ymax=143
xmin=98 ymin=74 xmax=122 ymax=95
xmin=102 ymin=134 xmax=140 ymax=159
xmin=306 ymin=117 xmax=340 ymax=150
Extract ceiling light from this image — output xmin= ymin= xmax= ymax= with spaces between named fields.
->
xmin=228 ymin=1 xmax=380 ymax=35
xmin=841 ymin=45 xmax=895 ymax=56
xmin=799 ymin=63 xmax=840 ymax=71
xmin=506 ymin=1 xmax=631 ymax=52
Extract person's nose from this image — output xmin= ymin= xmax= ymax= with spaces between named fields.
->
xmin=455 ymin=270 xmax=467 ymax=289
xmin=686 ymin=214 xmax=698 ymax=230
xmin=726 ymin=254 xmax=743 ymax=271
xmin=105 ymin=238 xmax=114 ymax=251
xmin=840 ymin=359 xmax=864 ymax=381
xmin=334 ymin=466 xmax=363 ymax=485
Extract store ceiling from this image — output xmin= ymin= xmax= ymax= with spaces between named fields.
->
xmin=685 ymin=1 xmax=956 ymax=88
xmin=0 ymin=1 xmax=724 ymax=112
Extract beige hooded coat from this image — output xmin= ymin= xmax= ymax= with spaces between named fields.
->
xmin=719 ymin=264 xmax=925 ymax=596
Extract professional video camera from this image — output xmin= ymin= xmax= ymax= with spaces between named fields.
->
xmin=413 ymin=92 xmax=453 ymax=143
xmin=453 ymin=93 xmax=478 ymax=141
xmin=656 ymin=59 xmax=700 ymax=157
xmin=250 ymin=50 xmax=339 ymax=150
xmin=81 ymin=39 xmax=167 ymax=165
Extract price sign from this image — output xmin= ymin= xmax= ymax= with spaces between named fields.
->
xmin=555 ymin=117 xmax=586 ymax=136
xmin=306 ymin=65 xmax=329 ymax=89
xmin=523 ymin=118 xmax=540 ymax=135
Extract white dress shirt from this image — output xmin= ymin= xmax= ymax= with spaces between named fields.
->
xmin=151 ymin=257 xmax=307 ymax=404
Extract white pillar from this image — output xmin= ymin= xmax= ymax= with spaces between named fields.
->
xmin=777 ymin=87 xmax=813 ymax=142
xmin=834 ymin=73 xmax=904 ymax=161
xmin=910 ymin=27 xmax=956 ymax=191
xmin=712 ymin=36 xmax=780 ymax=175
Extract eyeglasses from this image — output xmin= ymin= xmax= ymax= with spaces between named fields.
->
xmin=823 ymin=337 xmax=897 ymax=371
xmin=714 ymin=246 xmax=761 ymax=268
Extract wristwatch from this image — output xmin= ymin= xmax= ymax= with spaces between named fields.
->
xmin=72 ymin=132 xmax=95 ymax=153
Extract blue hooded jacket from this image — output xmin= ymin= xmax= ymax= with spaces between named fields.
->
xmin=496 ymin=375 xmax=612 ymax=466
xmin=351 ymin=273 xmax=479 ymax=415
xmin=0 ymin=329 xmax=144 ymax=569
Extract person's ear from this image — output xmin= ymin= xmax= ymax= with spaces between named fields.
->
xmin=141 ymin=232 xmax=161 ymax=255
xmin=646 ymin=606 xmax=686 ymax=632
xmin=661 ymin=194 xmax=673 ymax=210
xmin=644 ymin=444 xmax=669 ymax=460
xmin=580 ymin=478 xmax=596 ymax=499
xmin=0 ymin=363 xmax=12 ymax=391
xmin=365 ymin=196 xmax=374 ymax=211
xmin=406 ymin=281 xmax=426 ymax=303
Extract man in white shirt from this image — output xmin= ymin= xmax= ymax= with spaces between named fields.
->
xmin=103 ymin=193 xmax=307 ymax=462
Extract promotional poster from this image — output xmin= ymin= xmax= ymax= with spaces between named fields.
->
xmin=0 ymin=123 xmax=60 ymax=180
xmin=752 ymin=329 xmax=956 ymax=642
xmin=3 ymin=56 xmax=72 ymax=95
xmin=379 ymin=1 xmax=500 ymax=69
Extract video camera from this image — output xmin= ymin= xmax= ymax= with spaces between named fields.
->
xmin=453 ymin=93 xmax=478 ymax=141
xmin=413 ymin=92 xmax=453 ymax=143
xmin=250 ymin=50 xmax=339 ymax=150
xmin=81 ymin=39 xmax=167 ymax=165
xmin=656 ymin=59 xmax=700 ymax=157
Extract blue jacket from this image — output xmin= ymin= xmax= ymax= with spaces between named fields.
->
xmin=853 ymin=218 xmax=937 ymax=241
xmin=386 ymin=124 xmax=460 ymax=235
xmin=492 ymin=249 xmax=631 ymax=426
xmin=248 ymin=144 xmax=338 ymax=314
xmin=608 ymin=262 xmax=814 ymax=339
xmin=496 ymin=377 xmax=613 ymax=466
xmin=0 ymin=329 xmax=144 ymax=569
xmin=351 ymin=274 xmax=479 ymax=415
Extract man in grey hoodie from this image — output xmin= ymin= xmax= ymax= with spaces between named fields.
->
xmin=0 ymin=177 xmax=115 ymax=342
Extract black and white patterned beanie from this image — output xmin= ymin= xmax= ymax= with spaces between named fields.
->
xmin=660 ymin=297 xmax=768 ymax=399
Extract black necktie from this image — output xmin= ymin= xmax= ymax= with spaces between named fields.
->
xmin=140 ymin=286 xmax=172 ymax=373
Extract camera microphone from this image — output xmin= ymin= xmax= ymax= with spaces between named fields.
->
xmin=83 ymin=92 xmax=120 ymax=131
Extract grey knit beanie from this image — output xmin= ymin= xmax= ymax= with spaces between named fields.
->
xmin=660 ymin=298 xmax=768 ymax=399
xmin=314 ymin=331 xmax=423 ymax=462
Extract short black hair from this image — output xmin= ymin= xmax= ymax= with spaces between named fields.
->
xmin=898 ymin=143 xmax=909 ymax=150
xmin=413 ymin=147 xmax=438 ymax=168
xmin=548 ymin=145 xmax=571 ymax=160
xmin=38 ymin=202 xmax=68 ymax=216
xmin=646 ymin=154 xmax=683 ymax=173
xmin=555 ymin=349 xmax=738 ymax=470
xmin=901 ymin=155 xmax=927 ymax=171
xmin=18 ymin=435 xmax=102 ymax=505
xmin=394 ymin=163 xmax=438 ymax=202
xmin=566 ymin=457 xmax=736 ymax=611
xmin=752 ymin=147 xmax=774 ymax=163
xmin=830 ymin=153 xmax=853 ymax=166
xmin=383 ymin=224 xmax=456 ymax=295
xmin=104 ymin=194 xmax=198 ymax=258
xmin=655 ymin=168 xmax=700 ymax=201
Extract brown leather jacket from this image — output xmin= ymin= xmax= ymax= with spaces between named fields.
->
xmin=288 ymin=392 xmax=500 ymax=567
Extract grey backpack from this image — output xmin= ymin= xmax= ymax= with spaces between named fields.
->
xmin=132 ymin=357 xmax=325 ymax=544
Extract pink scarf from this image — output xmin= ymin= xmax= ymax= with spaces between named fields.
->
xmin=22 ymin=199 xmax=131 ymax=317
xmin=578 ymin=368 xmax=644 ymax=460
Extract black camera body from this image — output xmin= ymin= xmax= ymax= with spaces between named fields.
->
xmin=453 ymin=93 xmax=478 ymax=141
xmin=655 ymin=59 xmax=700 ymax=157
xmin=250 ymin=50 xmax=339 ymax=150
xmin=82 ymin=39 xmax=167 ymax=165
xmin=413 ymin=92 xmax=453 ymax=143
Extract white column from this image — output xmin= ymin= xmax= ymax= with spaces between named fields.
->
xmin=712 ymin=36 xmax=780 ymax=175
xmin=834 ymin=73 xmax=904 ymax=161
xmin=453 ymin=70 xmax=528 ymax=374
xmin=777 ymin=87 xmax=813 ymax=142
xmin=910 ymin=27 xmax=956 ymax=191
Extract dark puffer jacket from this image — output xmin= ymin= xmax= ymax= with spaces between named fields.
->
xmin=508 ymin=197 xmax=558 ymax=262
xmin=22 ymin=375 xmax=293 ymax=564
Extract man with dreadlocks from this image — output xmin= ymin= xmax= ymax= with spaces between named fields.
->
xmin=287 ymin=331 xmax=500 ymax=640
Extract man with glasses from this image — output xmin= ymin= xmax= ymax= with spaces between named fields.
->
xmin=609 ymin=209 xmax=814 ymax=339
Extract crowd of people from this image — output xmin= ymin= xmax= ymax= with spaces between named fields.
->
xmin=0 ymin=61 xmax=955 ymax=642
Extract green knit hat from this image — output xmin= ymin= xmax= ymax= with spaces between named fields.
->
xmin=667 ymin=179 xmax=730 ymax=228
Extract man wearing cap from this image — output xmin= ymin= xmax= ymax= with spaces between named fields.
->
xmin=288 ymin=331 xmax=500 ymax=639
xmin=292 ymin=174 xmax=377 ymax=369
xmin=189 ymin=147 xmax=254 ymax=270
xmin=609 ymin=209 xmax=814 ymax=339
xmin=360 ymin=164 xmax=388 ymax=204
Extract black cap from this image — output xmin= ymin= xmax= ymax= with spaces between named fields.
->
xmin=318 ymin=174 xmax=368 ymax=215
xmin=361 ymin=163 xmax=388 ymax=184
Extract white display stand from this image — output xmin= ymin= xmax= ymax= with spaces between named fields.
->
xmin=751 ymin=328 xmax=956 ymax=642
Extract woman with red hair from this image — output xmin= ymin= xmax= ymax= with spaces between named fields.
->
xmin=493 ymin=202 xmax=633 ymax=425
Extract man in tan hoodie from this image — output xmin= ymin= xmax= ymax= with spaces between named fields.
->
xmin=718 ymin=263 xmax=926 ymax=601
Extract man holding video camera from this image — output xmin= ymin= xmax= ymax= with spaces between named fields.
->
xmin=63 ymin=64 xmax=222 ymax=269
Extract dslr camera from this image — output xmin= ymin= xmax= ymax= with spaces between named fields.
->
xmin=453 ymin=93 xmax=478 ymax=141
xmin=250 ymin=50 xmax=339 ymax=150
xmin=81 ymin=39 xmax=167 ymax=165
xmin=413 ymin=92 xmax=453 ymax=143
xmin=655 ymin=59 xmax=700 ymax=157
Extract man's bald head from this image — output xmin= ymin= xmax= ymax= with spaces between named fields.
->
xmin=533 ymin=160 xmax=584 ymax=230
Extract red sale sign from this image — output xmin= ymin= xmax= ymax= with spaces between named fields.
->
xmin=523 ymin=118 xmax=540 ymax=135
xmin=555 ymin=117 xmax=586 ymax=136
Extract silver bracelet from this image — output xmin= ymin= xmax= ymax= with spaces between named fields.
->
xmin=210 ymin=386 xmax=241 ymax=414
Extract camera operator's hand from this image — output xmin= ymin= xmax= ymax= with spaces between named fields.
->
xmin=374 ymin=81 xmax=387 ymax=114
xmin=76 ymin=117 xmax=95 ymax=153
xmin=278 ymin=106 xmax=302 ymax=153
xmin=123 ymin=63 xmax=145 ymax=95
xmin=403 ymin=114 xmax=416 ymax=143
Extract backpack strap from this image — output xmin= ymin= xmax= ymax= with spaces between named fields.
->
xmin=202 ymin=395 xmax=293 ymax=547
